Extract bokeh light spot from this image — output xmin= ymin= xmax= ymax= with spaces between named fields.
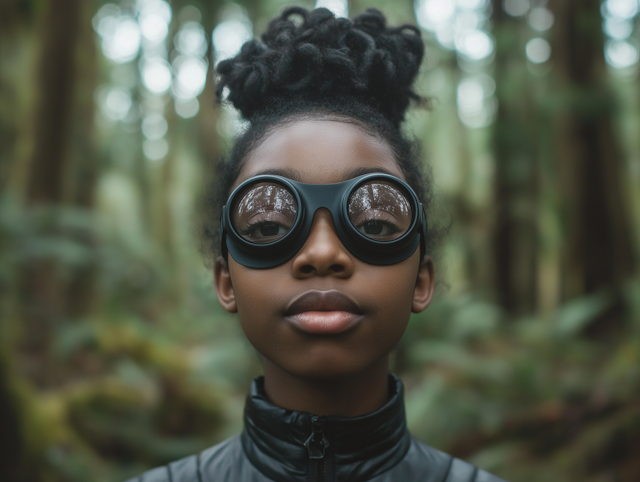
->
xmin=172 ymin=56 xmax=208 ymax=99
xmin=139 ymin=13 xmax=169 ymax=43
xmin=416 ymin=0 xmax=456 ymax=30
xmin=605 ymin=39 xmax=640 ymax=68
xmin=458 ymin=0 xmax=488 ymax=9
xmin=456 ymin=29 xmax=494 ymax=60
xmin=101 ymin=17 xmax=141 ymax=63
xmin=526 ymin=38 xmax=552 ymax=64
xmin=603 ymin=0 xmax=639 ymax=20
xmin=456 ymin=74 xmax=497 ymax=128
xmin=175 ymin=98 xmax=200 ymax=118
xmin=603 ymin=18 xmax=634 ymax=39
xmin=142 ymin=114 xmax=168 ymax=139
xmin=315 ymin=0 xmax=348 ymax=18
xmin=503 ymin=0 xmax=530 ymax=17
xmin=136 ymin=0 xmax=172 ymax=23
xmin=528 ymin=7 xmax=554 ymax=31
xmin=212 ymin=18 xmax=253 ymax=64
xmin=141 ymin=59 xmax=172 ymax=94
xmin=143 ymin=138 xmax=169 ymax=161
xmin=102 ymin=88 xmax=132 ymax=121
xmin=458 ymin=78 xmax=485 ymax=115
xmin=175 ymin=22 xmax=208 ymax=57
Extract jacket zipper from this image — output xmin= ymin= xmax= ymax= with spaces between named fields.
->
xmin=304 ymin=416 xmax=329 ymax=482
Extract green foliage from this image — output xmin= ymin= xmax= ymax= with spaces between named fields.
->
xmin=400 ymin=289 xmax=640 ymax=481
xmin=0 ymin=199 xmax=259 ymax=481
xmin=2 ymin=0 xmax=640 ymax=481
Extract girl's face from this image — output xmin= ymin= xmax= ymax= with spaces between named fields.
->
xmin=215 ymin=120 xmax=434 ymax=379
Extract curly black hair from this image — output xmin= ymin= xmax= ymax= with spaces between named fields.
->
xmin=202 ymin=6 xmax=441 ymax=264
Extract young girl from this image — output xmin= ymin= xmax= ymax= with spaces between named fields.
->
xmin=128 ymin=7 xmax=505 ymax=482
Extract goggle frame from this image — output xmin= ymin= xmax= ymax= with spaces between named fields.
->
xmin=220 ymin=173 xmax=428 ymax=268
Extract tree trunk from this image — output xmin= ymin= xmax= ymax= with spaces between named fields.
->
xmin=550 ymin=0 xmax=636 ymax=301
xmin=0 ymin=354 xmax=26 ymax=481
xmin=491 ymin=0 xmax=539 ymax=314
xmin=26 ymin=0 xmax=82 ymax=205
xmin=65 ymin=0 xmax=99 ymax=318
xmin=0 ymin=0 xmax=36 ymax=195
xmin=20 ymin=0 xmax=83 ymax=386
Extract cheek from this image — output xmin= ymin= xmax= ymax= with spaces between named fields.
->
xmin=360 ymin=249 xmax=420 ymax=299
xmin=229 ymin=265 xmax=272 ymax=305
xmin=357 ymin=254 xmax=420 ymax=334
xmin=227 ymin=259 xmax=288 ymax=333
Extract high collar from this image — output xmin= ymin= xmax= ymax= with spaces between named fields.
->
xmin=241 ymin=374 xmax=412 ymax=482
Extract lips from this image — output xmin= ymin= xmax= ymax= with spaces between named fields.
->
xmin=284 ymin=290 xmax=364 ymax=334
xmin=285 ymin=290 xmax=362 ymax=316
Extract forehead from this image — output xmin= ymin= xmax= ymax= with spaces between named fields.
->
xmin=235 ymin=119 xmax=404 ymax=188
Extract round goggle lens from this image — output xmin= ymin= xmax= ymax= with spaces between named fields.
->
xmin=232 ymin=182 xmax=298 ymax=244
xmin=348 ymin=181 xmax=413 ymax=242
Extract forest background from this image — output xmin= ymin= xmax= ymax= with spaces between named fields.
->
xmin=1 ymin=0 xmax=640 ymax=480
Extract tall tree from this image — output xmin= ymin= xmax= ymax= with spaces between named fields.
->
xmin=0 ymin=0 xmax=35 ymax=195
xmin=491 ymin=0 xmax=539 ymax=314
xmin=550 ymin=0 xmax=636 ymax=302
xmin=26 ymin=0 xmax=82 ymax=204
xmin=65 ymin=0 xmax=100 ymax=317
xmin=20 ymin=0 xmax=83 ymax=385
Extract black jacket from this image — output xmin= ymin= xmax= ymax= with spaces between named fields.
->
xmin=127 ymin=375 xmax=506 ymax=482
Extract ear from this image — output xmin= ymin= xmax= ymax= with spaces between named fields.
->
xmin=412 ymin=256 xmax=435 ymax=313
xmin=214 ymin=256 xmax=238 ymax=313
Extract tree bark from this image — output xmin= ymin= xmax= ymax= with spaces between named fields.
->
xmin=65 ymin=0 xmax=99 ymax=318
xmin=20 ymin=0 xmax=83 ymax=386
xmin=0 ymin=355 xmax=26 ymax=481
xmin=550 ymin=0 xmax=636 ymax=300
xmin=0 ymin=0 xmax=36 ymax=195
xmin=491 ymin=0 xmax=539 ymax=314
xmin=26 ymin=0 xmax=82 ymax=205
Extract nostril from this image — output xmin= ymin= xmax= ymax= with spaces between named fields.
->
xmin=297 ymin=264 xmax=345 ymax=275
xmin=300 ymin=265 xmax=314 ymax=274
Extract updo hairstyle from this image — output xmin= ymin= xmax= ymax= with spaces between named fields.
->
xmin=202 ymin=7 xmax=439 ymax=262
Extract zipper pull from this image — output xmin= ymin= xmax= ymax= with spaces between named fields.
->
xmin=304 ymin=416 xmax=329 ymax=459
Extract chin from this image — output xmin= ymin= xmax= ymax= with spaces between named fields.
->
xmin=279 ymin=354 xmax=377 ymax=381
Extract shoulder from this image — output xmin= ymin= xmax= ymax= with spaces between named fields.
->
xmin=372 ymin=437 xmax=508 ymax=482
xmin=123 ymin=435 xmax=245 ymax=482
xmin=411 ymin=437 xmax=508 ymax=482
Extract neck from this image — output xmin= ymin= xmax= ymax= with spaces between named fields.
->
xmin=261 ymin=356 xmax=390 ymax=417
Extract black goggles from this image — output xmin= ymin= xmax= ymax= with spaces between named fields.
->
xmin=220 ymin=173 xmax=428 ymax=269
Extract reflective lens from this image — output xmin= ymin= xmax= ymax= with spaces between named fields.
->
xmin=232 ymin=182 xmax=298 ymax=244
xmin=348 ymin=181 xmax=413 ymax=241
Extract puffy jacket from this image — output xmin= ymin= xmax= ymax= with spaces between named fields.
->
xmin=126 ymin=375 xmax=506 ymax=482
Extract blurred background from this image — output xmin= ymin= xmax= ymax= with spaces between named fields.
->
xmin=1 ymin=0 xmax=640 ymax=480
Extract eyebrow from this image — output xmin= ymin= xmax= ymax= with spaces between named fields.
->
xmin=251 ymin=166 xmax=397 ymax=182
xmin=251 ymin=168 xmax=304 ymax=182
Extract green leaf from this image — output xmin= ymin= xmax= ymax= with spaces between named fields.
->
xmin=553 ymin=293 xmax=611 ymax=337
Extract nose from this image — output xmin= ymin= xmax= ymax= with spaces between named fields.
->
xmin=291 ymin=209 xmax=354 ymax=279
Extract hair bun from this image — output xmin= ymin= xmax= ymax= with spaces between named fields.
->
xmin=215 ymin=7 xmax=424 ymax=126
